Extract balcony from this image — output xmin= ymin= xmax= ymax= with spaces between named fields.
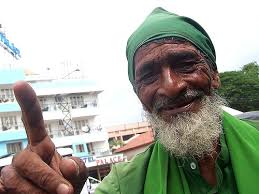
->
xmin=32 ymin=79 xmax=103 ymax=96
xmin=0 ymin=122 xmax=24 ymax=132
xmin=47 ymin=124 xmax=103 ymax=138
xmin=52 ymin=130 xmax=109 ymax=148
xmin=72 ymin=147 xmax=111 ymax=159
xmin=0 ymin=102 xmax=20 ymax=113
xmin=71 ymin=106 xmax=99 ymax=118
xmin=41 ymin=102 xmax=99 ymax=121
xmin=0 ymin=121 xmax=106 ymax=144
xmin=89 ymin=148 xmax=111 ymax=157
xmin=0 ymin=127 xmax=27 ymax=142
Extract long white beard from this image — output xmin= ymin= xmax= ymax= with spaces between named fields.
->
xmin=145 ymin=92 xmax=227 ymax=159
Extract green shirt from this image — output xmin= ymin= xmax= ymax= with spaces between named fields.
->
xmin=95 ymin=137 xmax=237 ymax=194
xmin=180 ymin=134 xmax=237 ymax=194
xmin=95 ymin=113 xmax=259 ymax=194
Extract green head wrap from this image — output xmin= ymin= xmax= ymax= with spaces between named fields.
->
xmin=126 ymin=7 xmax=217 ymax=86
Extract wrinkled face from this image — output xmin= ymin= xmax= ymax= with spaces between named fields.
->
xmin=134 ymin=40 xmax=220 ymax=121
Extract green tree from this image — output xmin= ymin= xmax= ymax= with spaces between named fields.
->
xmin=242 ymin=61 xmax=259 ymax=77
xmin=218 ymin=61 xmax=259 ymax=112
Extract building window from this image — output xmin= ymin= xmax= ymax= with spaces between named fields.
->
xmin=0 ymin=88 xmax=14 ymax=102
xmin=75 ymin=144 xmax=85 ymax=153
xmin=45 ymin=124 xmax=52 ymax=138
xmin=58 ymin=120 xmax=64 ymax=125
xmin=86 ymin=143 xmax=93 ymax=154
xmin=122 ymin=134 xmax=134 ymax=141
xmin=39 ymin=97 xmax=48 ymax=111
xmin=90 ymin=100 xmax=97 ymax=107
xmin=74 ymin=120 xmax=88 ymax=131
xmin=6 ymin=142 xmax=22 ymax=154
xmin=70 ymin=95 xmax=84 ymax=109
xmin=1 ymin=116 xmax=18 ymax=131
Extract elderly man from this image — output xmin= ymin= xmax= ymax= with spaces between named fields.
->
xmin=94 ymin=7 xmax=259 ymax=194
xmin=0 ymin=7 xmax=259 ymax=194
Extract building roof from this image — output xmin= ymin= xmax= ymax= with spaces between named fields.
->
xmin=31 ymin=79 xmax=103 ymax=96
xmin=106 ymin=121 xmax=150 ymax=132
xmin=115 ymin=131 xmax=154 ymax=153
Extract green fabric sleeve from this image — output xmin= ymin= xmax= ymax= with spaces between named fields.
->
xmin=94 ymin=165 xmax=120 ymax=194
xmin=94 ymin=144 xmax=155 ymax=194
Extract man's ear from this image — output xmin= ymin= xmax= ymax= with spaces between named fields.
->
xmin=211 ymin=71 xmax=221 ymax=89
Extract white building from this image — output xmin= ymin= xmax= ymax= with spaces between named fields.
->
xmin=0 ymin=25 xmax=126 ymax=181
xmin=0 ymin=69 xmax=122 ymax=180
xmin=29 ymin=77 xmax=110 ymax=155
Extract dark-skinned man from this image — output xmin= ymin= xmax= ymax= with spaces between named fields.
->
xmin=1 ymin=7 xmax=259 ymax=194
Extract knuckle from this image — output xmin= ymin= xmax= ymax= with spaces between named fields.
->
xmin=1 ymin=166 xmax=9 ymax=176
xmin=38 ymin=172 xmax=52 ymax=188
xmin=1 ymin=166 xmax=48 ymax=194
xmin=1 ymin=166 xmax=15 ymax=182
xmin=12 ymin=149 xmax=29 ymax=168
xmin=1 ymin=166 xmax=20 ymax=192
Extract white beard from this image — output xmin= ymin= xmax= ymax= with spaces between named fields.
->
xmin=145 ymin=92 xmax=227 ymax=159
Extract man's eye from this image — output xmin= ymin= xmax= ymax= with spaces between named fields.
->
xmin=172 ymin=62 xmax=198 ymax=73
xmin=136 ymin=74 xmax=158 ymax=86
xmin=173 ymin=65 xmax=195 ymax=73
xmin=177 ymin=67 xmax=195 ymax=73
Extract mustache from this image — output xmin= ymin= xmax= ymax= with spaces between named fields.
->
xmin=153 ymin=89 xmax=205 ymax=112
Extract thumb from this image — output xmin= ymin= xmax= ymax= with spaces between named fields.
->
xmin=60 ymin=157 xmax=88 ymax=194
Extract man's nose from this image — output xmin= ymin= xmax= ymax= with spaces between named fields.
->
xmin=156 ymin=66 xmax=187 ymax=98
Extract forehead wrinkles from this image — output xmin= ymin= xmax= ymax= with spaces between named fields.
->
xmin=135 ymin=43 xmax=162 ymax=64
xmin=135 ymin=42 xmax=203 ymax=70
xmin=135 ymin=40 xmax=195 ymax=61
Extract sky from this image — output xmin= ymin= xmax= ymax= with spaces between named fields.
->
xmin=1 ymin=0 xmax=259 ymax=126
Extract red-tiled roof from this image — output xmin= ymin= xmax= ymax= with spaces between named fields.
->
xmin=114 ymin=131 xmax=154 ymax=153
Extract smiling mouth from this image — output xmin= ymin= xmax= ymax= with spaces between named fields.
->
xmin=158 ymin=97 xmax=201 ymax=114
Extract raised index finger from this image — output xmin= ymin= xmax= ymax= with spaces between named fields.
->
xmin=13 ymin=81 xmax=48 ymax=146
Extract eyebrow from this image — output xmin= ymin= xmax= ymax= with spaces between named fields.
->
xmin=135 ymin=50 xmax=202 ymax=78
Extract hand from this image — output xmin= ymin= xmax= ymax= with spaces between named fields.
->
xmin=0 ymin=81 xmax=88 ymax=194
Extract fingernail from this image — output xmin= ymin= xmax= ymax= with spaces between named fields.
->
xmin=57 ymin=184 xmax=71 ymax=194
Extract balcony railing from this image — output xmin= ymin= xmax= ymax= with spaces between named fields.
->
xmin=40 ymin=101 xmax=97 ymax=112
xmin=89 ymin=148 xmax=111 ymax=157
xmin=0 ymin=98 xmax=15 ymax=104
xmin=0 ymin=122 xmax=103 ymax=136
xmin=0 ymin=123 xmax=24 ymax=131
xmin=47 ymin=124 xmax=104 ymax=138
